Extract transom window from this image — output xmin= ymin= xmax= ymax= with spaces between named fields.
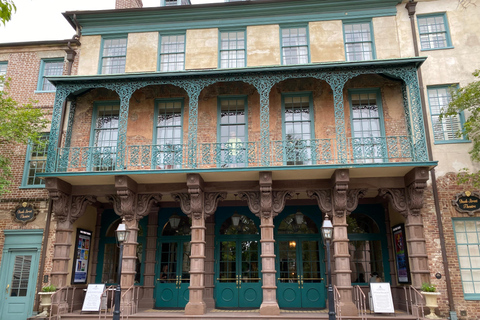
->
xmin=100 ymin=37 xmax=127 ymax=74
xmin=91 ymin=103 xmax=119 ymax=171
xmin=37 ymin=59 xmax=63 ymax=91
xmin=281 ymin=27 xmax=308 ymax=65
xmin=22 ymin=133 xmax=49 ymax=187
xmin=349 ymin=90 xmax=385 ymax=163
xmin=154 ymin=99 xmax=183 ymax=169
xmin=220 ymin=214 xmax=258 ymax=235
xmin=219 ymin=97 xmax=247 ymax=167
xmin=453 ymin=219 xmax=480 ymax=299
xmin=0 ymin=61 xmax=7 ymax=90
xmin=159 ymin=34 xmax=185 ymax=72
xmin=427 ymin=86 xmax=465 ymax=143
xmin=344 ymin=22 xmax=374 ymax=61
xmin=219 ymin=31 xmax=245 ymax=68
xmin=417 ymin=14 xmax=452 ymax=50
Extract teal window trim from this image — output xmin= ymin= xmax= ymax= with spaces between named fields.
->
xmin=161 ymin=0 xmax=182 ymax=6
xmin=152 ymin=98 xmax=184 ymax=169
xmin=343 ymin=19 xmax=376 ymax=61
xmin=280 ymin=24 xmax=310 ymax=65
xmin=20 ymin=132 xmax=49 ymax=188
xmin=158 ymin=32 xmax=186 ymax=72
xmin=36 ymin=58 xmax=64 ymax=92
xmin=417 ymin=13 xmax=453 ymax=51
xmin=348 ymin=88 xmax=387 ymax=163
xmin=218 ymin=29 xmax=247 ymax=69
xmin=98 ymin=35 xmax=128 ymax=75
xmin=0 ymin=61 xmax=7 ymax=91
xmin=427 ymin=85 xmax=467 ymax=144
xmin=281 ymin=92 xmax=315 ymax=141
xmin=453 ymin=218 xmax=480 ymax=300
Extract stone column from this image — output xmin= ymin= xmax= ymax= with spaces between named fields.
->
xmin=173 ymin=174 xmax=226 ymax=315
xmin=379 ymin=167 xmax=429 ymax=288
xmin=141 ymin=208 xmax=158 ymax=308
xmin=241 ymin=172 xmax=293 ymax=316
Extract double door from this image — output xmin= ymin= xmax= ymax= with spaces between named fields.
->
xmin=155 ymin=240 xmax=191 ymax=308
xmin=216 ymin=239 xmax=262 ymax=308
xmin=277 ymin=239 xmax=326 ymax=308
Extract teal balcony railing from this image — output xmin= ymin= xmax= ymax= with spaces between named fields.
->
xmin=53 ymin=136 xmax=414 ymax=173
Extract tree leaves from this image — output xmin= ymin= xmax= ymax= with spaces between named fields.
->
xmin=0 ymin=0 xmax=16 ymax=26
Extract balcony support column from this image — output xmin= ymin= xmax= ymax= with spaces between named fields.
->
xmin=241 ymin=172 xmax=293 ymax=316
xmin=46 ymin=87 xmax=70 ymax=173
xmin=114 ymin=87 xmax=136 ymax=170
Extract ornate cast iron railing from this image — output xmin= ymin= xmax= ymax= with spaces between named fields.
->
xmin=53 ymin=135 xmax=413 ymax=173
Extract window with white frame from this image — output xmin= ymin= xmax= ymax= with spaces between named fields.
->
xmin=154 ymin=99 xmax=183 ymax=169
xmin=281 ymin=27 xmax=308 ymax=65
xmin=37 ymin=59 xmax=63 ymax=92
xmin=344 ymin=22 xmax=375 ymax=61
xmin=100 ymin=37 xmax=127 ymax=74
xmin=91 ymin=102 xmax=119 ymax=171
xmin=453 ymin=218 xmax=480 ymax=300
xmin=427 ymin=86 xmax=465 ymax=143
xmin=159 ymin=34 xmax=185 ymax=72
xmin=0 ymin=61 xmax=7 ymax=90
xmin=417 ymin=13 xmax=452 ymax=50
xmin=22 ymin=133 xmax=49 ymax=187
xmin=218 ymin=97 xmax=247 ymax=167
xmin=219 ymin=31 xmax=245 ymax=68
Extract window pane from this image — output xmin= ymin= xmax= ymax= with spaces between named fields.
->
xmin=418 ymin=15 xmax=450 ymax=50
xmin=344 ymin=22 xmax=374 ymax=61
xmin=220 ymin=31 xmax=245 ymax=68
xmin=282 ymin=27 xmax=309 ymax=65
xmin=160 ymin=34 xmax=185 ymax=71
xmin=454 ymin=219 xmax=480 ymax=296
xmin=101 ymin=38 xmax=127 ymax=74
xmin=25 ymin=133 xmax=49 ymax=186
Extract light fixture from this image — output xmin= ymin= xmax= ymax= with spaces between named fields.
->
xmin=232 ymin=212 xmax=241 ymax=227
xmin=321 ymin=214 xmax=333 ymax=243
xmin=295 ymin=209 xmax=304 ymax=225
xmin=169 ymin=214 xmax=181 ymax=230
xmin=321 ymin=214 xmax=336 ymax=320
xmin=115 ymin=220 xmax=129 ymax=244
xmin=289 ymin=241 xmax=296 ymax=248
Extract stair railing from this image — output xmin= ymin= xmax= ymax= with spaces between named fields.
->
xmin=333 ymin=284 xmax=342 ymax=320
xmin=353 ymin=285 xmax=367 ymax=320
xmin=405 ymin=285 xmax=425 ymax=320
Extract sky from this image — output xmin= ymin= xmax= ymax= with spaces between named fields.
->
xmin=0 ymin=0 xmax=223 ymax=44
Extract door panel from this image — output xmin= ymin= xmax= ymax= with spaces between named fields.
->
xmin=277 ymin=240 xmax=301 ymax=308
xmin=239 ymin=240 xmax=261 ymax=307
xmin=217 ymin=241 xmax=238 ymax=308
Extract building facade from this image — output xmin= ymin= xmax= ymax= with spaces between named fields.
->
xmin=1 ymin=0 xmax=480 ymax=319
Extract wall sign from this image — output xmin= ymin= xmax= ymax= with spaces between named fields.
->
xmin=452 ymin=191 xmax=480 ymax=215
xmin=72 ymin=229 xmax=92 ymax=284
xmin=82 ymin=284 xmax=105 ymax=312
xmin=392 ymin=224 xmax=411 ymax=284
xmin=370 ymin=283 xmax=394 ymax=313
xmin=11 ymin=202 xmax=38 ymax=225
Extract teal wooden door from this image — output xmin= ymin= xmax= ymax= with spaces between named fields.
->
xmin=155 ymin=240 xmax=190 ymax=308
xmin=216 ymin=239 xmax=261 ymax=308
xmin=0 ymin=250 xmax=39 ymax=320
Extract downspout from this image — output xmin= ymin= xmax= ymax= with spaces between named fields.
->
xmin=405 ymin=2 xmax=457 ymax=319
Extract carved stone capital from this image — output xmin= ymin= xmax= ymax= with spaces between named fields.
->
xmin=70 ymin=195 xmax=97 ymax=223
xmin=406 ymin=181 xmax=427 ymax=216
xmin=172 ymin=193 xmax=192 ymax=216
xmin=204 ymin=192 xmax=227 ymax=217
xmin=307 ymin=189 xmax=332 ymax=215
xmin=332 ymin=169 xmax=349 ymax=217
xmin=136 ymin=194 xmax=162 ymax=220
xmin=379 ymin=188 xmax=408 ymax=218
xmin=239 ymin=191 xmax=261 ymax=216
xmin=50 ymin=190 xmax=70 ymax=223
xmin=346 ymin=189 xmax=367 ymax=214
xmin=272 ymin=190 xmax=294 ymax=216
xmin=108 ymin=190 xmax=161 ymax=221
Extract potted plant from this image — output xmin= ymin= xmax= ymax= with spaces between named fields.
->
xmin=38 ymin=285 xmax=57 ymax=316
xmin=420 ymin=282 xmax=441 ymax=319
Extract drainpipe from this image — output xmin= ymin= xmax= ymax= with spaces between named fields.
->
xmin=405 ymin=2 xmax=457 ymax=319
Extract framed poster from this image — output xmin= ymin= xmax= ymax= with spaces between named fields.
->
xmin=392 ymin=224 xmax=410 ymax=284
xmin=72 ymin=228 xmax=92 ymax=284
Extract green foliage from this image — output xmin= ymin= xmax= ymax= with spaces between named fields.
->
xmin=421 ymin=282 xmax=436 ymax=292
xmin=0 ymin=0 xmax=16 ymax=25
xmin=440 ymin=69 xmax=480 ymax=187
xmin=41 ymin=285 xmax=56 ymax=292
xmin=0 ymin=79 xmax=48 ymax=195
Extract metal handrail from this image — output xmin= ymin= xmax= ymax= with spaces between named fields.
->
xmin=405 ymin=285 xmax=425 ymax=320
xmin=99 ymin=285 xmax=116 ymax=320
xmin=48 ymin=286 xmax=76 ymax=320
xmin=333 ymin=285 xmax=342 ymax=320
xmin=120 ymin=284 xmax=140 ymax=320
xmin=353 ymin=285 xmax=367 ymax=320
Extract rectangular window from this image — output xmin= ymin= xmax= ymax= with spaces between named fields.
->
xmin=427 ymin=86 xmax=465 ymax=143
xmin=417 ymin=13 xmax=452 ymax=50
xmin=349 ymin=90 xmax=386 ymax=163
xmin=283 ymin=94 xmax=313 ymax=165
xmin=350 ymin=240 xmax=384 ymax=284
xmin=219 ymin=30 xmax=246 ymax=68
xmin=218 ymin=97 xmax=247 ymax=167
xmin=91 ymin=102 xmax=119 ymax=171
xmin=159 ymin=34 xmax=185 ymax=72
xmin=281 ymin=26 xmax=309 ymax=65
xmin=0 ymin=61 xmax=7 ymax=90
xmin=453 ymin=218 xmax=480 ymax=300
xmin=344 ymin=21 xmax=375 ymax=61
xmin=154 ymin=99 xmax=183 ymax=169
xmin=100 ymin=37 xmax=127 ymax=74
xmin=37 ymin=59 xmax=63 ymax=92
xmin=22 ymin=133 xmax=49 ymax=187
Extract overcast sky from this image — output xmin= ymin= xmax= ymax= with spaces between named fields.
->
xmin=0 ymin=0 xmax=223 ymax=44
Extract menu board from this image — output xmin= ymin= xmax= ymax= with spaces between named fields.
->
xmin=370 ymin=282 xmax=394 ymax=313
xmin=72 ymin=229 xmax=92 ymax=284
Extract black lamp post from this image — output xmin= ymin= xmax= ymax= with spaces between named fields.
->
xmin=321 ymin=214 xmax=336 ymax=320
xmin=113 ymin=221 xmax=129 ymax=320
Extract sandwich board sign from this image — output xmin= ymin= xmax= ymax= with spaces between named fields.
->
xmin=370 ymin=282 xmax=394 ymax=313
xmin=82 ymin=284 xmax=106 ymax=312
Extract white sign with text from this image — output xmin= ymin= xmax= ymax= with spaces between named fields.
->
xmin=81 ymin=284 xmax=106 ymax=312
xmin=370 ymin=282 xmax=394 ymax=313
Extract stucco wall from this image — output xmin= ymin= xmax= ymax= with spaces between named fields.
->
xmin=125 ymin=32 xmax=158 ymax=73
xmin=373 ymin=16 xmax=401 ymax=60
xmin=185 ymin=29 xmax=218 ymax=70
xmin=246 ymin=25 xmax=280 ymax=67
xmin=77 ymin=36 xmax=101 ymax=75
xmin=309 ymin=20 xmax=344 ymax=63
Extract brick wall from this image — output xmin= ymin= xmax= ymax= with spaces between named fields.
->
xmin=115 ymin=0 xmax=143 ymax=9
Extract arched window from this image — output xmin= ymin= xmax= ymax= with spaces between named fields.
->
xmin=277 ymin=213 xmax=318 ymax=234
xmin=219 ymin=214 xmax=258 ymax=235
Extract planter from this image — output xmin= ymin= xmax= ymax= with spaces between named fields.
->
xmin=38 ymin=291 xmax=55 ymax=317
xmin=421 ymin=291 xmax=441 ymax=319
